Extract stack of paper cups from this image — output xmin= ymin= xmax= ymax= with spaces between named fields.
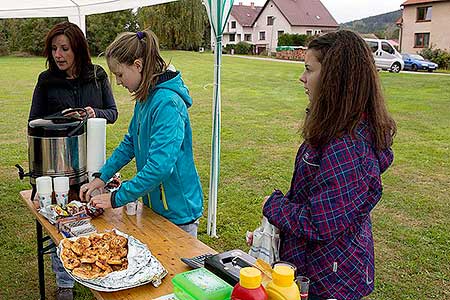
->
xmin=36 ymin=176 xmax=53 ymax=208
xmin=87 ymin=118 xmax=106 ymax=182
xmin=53 ymin=176 xmax=69 ymax=207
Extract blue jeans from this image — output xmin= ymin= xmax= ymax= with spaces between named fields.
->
xmin=178 ymin=219 xmax=199 ymax=238
xmin=51 ymin=244 xmax=75 ymax=288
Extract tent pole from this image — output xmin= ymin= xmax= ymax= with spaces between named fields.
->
xmin=207 ymin=35 xmax=222 ymax=238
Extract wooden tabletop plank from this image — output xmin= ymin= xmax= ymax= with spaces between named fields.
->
xmin=20 ymin=190 xmax=216 ymax=300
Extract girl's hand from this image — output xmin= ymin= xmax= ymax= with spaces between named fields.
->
xmin=81 ymin=106 xmax=96 ymax=118
xmin=79 ymin=178 xmax=106 ymax=202
xmin=90 ymin=193 xmax=112 ymax=209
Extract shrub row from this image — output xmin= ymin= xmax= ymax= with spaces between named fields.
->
xmin=419 ymin=47 xmax=450 ymax=70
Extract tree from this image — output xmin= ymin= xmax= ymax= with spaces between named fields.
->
xmin=0 ymin=18 xmax=64 ymax=55
xmin=137 ymin=0 xmax=209 ymax=50
xmin=87 ymin=10 xmax=139 ymax=55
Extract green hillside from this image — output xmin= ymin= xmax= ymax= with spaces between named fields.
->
xmin=341 ymin=10 xmax=402 ymax=39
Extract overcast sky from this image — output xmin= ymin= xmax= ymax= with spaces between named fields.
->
xmin=240 ymin=0 xmax=405 ymax=23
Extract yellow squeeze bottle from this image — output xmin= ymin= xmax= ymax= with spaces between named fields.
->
xmin=265 ymin=265 xmax=300 ymax=300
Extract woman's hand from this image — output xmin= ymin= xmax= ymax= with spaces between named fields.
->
xmin=262 ymin=195 xmax=270 ymax=208
xmin=90 ymin=193 xmax=112 ymax=209
xmin=79 ymin=178 xmax=105 ymax=202
xmin=81 ymin=106 xmax=96 ymax=118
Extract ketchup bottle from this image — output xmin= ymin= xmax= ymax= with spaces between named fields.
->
xmin=231 ymin=267 xmax=268 ymax=300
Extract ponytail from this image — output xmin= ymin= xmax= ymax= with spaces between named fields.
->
xmin=105 ymin=29 xmax=166 ymax=102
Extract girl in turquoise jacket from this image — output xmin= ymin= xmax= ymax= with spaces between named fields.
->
xmin=81 ymin=29 xmax=203 ymax=237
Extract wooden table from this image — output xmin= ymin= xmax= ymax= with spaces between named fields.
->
xmin=20 ymin=190 xmax=216 ymax=300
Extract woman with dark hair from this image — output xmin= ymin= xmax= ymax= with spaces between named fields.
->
xmin=262 ymin=30 xmax=396 ymax=300
xmin=29 ymin=21 xmax=118 ymax=123
xmin=29 ymin=21 xmax=118 ymax=300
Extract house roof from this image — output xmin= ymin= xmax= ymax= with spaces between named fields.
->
xmin=253 ymin=0 xmax=338 ymax=27
xmin=231 ymin=4 xmax=262 ymax=27
xmin=402 ymin=0 xmax=449 ymax=6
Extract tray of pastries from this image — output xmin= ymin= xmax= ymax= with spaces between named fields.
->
xmin=58 ymin=229 xmax=167 ymax=291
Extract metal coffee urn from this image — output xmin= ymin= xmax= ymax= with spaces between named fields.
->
xmin=16 ymin=109 xmax=88 ymax=201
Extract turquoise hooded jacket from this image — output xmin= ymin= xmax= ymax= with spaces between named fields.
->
xmin=99 ymin=71 xmax=203 ymax=225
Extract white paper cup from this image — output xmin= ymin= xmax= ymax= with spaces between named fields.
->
xmin=125 ymin=201 xmax=138 ymax=215
xmin=53 ymin=177 xmax=69 ymax=207
xmin=38 ymin=193 xmax=52 ymax=209
xmin=36 ymin=176 xmax=53 ymax=194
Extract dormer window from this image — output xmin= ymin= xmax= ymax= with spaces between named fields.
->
xmin=416 ymin=6 xmax=432 ymax=22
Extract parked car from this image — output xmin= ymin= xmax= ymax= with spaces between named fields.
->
xmin=401 ymin=53 xmax=438 ymax=72
xmin=364 ymin=38 xmax=404 ymax=73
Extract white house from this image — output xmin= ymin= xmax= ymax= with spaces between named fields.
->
xmin=221 ymin=2 xmax=262 ymax=46
xmin=252 ymin=0 xmax=339 ymax=53
xmin=217 ymin=0 xmax=339 ymax=54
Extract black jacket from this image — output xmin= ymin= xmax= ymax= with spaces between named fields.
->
xmin=29 ymin=64 xmax=118 ymax=123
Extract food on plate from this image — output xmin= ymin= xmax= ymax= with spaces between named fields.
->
xmin=60 ymin=231 xmax=128 ymax=279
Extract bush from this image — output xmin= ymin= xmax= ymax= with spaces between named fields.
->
xmin=0 ymin=31 xmax=8 ymax=56
xmin=234 ymin=42 xmax=252 ymax=55
xmin=419 ymin=47 xmax=450 ymax=70
xmin=278 ymin=33 xmax=308 ymax=47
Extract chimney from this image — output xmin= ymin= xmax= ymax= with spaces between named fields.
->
xmin=251 ymin=2 xmax=255 ymax=9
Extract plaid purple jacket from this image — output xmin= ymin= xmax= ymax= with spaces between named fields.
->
xmin=263 ymin=120 xmax=393 ymax=300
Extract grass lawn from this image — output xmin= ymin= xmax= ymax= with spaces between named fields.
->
xmin=0 ymin=51 xmax=449 ymax=299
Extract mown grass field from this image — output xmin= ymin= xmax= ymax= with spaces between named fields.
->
xmin=0 ymin=51 xmax=449 ymax=299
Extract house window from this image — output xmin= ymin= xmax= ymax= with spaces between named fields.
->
xmin=414 ymin=32 xmax=430 ymax=48
xmin=267 ymin=16 xmax=274 ymax=25
xmin=277 ymin=30 xmax=284 ymax=38
xmin=229 ymin=34 xmax=236 ymax=42
xmin=314 ymin=30 xmax=321 ymax=35
xmin=416 ymin=6 xmax=432 ymax=22
xmin=231 ymin=21 xmax=236 ymax=29
xmin=259 ymin=31 xmax=266 ymax=40
xmin=244 ymin=34 xmax=252 ymax=42
xmin=306 ymin=30 xmax=313 ymax=36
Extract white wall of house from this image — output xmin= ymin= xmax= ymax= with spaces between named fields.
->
xmin=401 ymin=1 xmax=450 ymax=54
xmin=253 ymin=0 xmax=291 ymax=52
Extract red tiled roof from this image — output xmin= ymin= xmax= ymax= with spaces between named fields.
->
xmin=231 ymin=4 xmax=262 ymax=27
xmin=254 ymin=0 xmax=338 ymax=27
xmin=402 ymin=0 xmax=449 ymax=6
xmin=395 ymin=15 xmax=403 ymax=24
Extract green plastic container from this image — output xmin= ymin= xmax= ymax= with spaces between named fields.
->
xmin=172 ymin=268 xmax=232 ymax=300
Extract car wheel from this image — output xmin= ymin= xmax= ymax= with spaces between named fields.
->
xmin=391 ymin=62 xmax=401 ymax=73
xmin=411 ymin=64 xmax=418 ymax=71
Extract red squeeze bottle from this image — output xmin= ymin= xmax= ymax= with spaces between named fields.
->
xmin=232 ymin=267 xmax=268 ymax=300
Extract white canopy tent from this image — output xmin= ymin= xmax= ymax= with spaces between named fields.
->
xmin=0 ymin=0 xmax=176 ymax=35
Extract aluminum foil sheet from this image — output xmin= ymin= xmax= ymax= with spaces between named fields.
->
xmin=57 ymin=228 xmax=168 ymax=292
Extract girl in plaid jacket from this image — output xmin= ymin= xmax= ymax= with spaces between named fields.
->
xmin=263 ymin=30 xmax=396 ymax=300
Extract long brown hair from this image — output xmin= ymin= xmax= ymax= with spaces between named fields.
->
xmin=43 ymin=21 xmax=92 ymax=76
xmin=105 ymin=29 xmax=166 ymax=102
xmin=302 ymin=30 xmax=396 ymax=150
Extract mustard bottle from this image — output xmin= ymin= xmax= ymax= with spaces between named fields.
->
xmin=265 ymin=265 xmax=300 ymax=300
